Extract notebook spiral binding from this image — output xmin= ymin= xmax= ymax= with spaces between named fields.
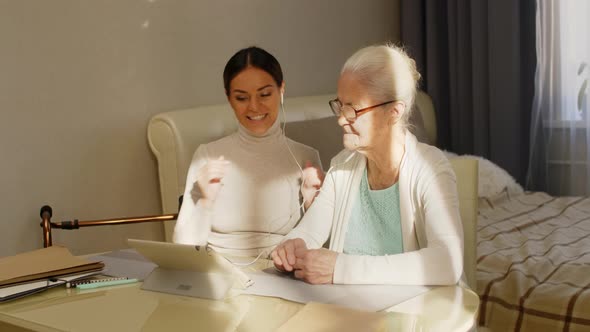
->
xmin=67 ymin=277 xmax=129 ymax=288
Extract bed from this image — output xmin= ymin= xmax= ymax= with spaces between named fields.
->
xmin=444 ymin=146 xmax=590 ymax=331
xmin=475 ymin=187 xmax=590 ymax=331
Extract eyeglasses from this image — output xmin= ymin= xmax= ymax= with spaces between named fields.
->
xmin=328 ymin=99 xmax=397 ymax=120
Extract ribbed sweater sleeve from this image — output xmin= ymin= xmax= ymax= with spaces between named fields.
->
xmin=173 ymin=145 xmax=212 ymax=245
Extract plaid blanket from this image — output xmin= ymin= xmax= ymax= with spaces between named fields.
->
xmin=477 ymin=191 xmax=590 ymax=332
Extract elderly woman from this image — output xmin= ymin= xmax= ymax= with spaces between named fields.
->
xmin=173 ymin=46 xmax=322 ymax=257
xmin=271 ymin=44 xmax=464 ymax=285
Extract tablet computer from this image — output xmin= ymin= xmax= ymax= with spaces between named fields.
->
xmin=127 ymin=239 xmax=253 ymax=299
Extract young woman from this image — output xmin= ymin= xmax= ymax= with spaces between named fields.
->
xmin=173 ymin=47 xmax=323 ymax=257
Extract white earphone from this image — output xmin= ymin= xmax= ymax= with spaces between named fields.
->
xmin=280 ymin=92 xmax=284 ymax=105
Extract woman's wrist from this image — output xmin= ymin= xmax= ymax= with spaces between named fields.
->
xmin=197 ymin=198 xmax=214 ymax=210
xmin=303 ymin=199 xmax=312 ymax=211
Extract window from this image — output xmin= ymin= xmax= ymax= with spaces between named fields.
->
xmin=555 ymin=0 xmax=589 ymax=122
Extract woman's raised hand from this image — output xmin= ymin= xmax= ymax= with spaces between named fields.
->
xmin=196 ymin=156 xmax=230 ymax=207
xmin=301 ymin=161 xmax=325 ymax=210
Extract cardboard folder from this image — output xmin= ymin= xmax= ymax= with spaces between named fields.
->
xmin=0 ymin=246 xmax=104 ymax=287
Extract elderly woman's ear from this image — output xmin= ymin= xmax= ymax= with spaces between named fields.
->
xmin=389 ymin=101 xmax=406 ymax=124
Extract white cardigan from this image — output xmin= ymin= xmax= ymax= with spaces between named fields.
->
xmin=286 ymin=132 xmax=464 ymax=285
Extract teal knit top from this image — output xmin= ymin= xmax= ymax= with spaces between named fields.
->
xmin=343 ymin=168 xmax=404 ymax=256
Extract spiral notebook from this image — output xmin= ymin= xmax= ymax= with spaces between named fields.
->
xmin=67 ymin=277 xmax=138 ymax=290
xmin=0 ymin=271 xmax=101 ymax=302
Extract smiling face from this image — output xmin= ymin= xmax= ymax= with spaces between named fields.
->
xmin=227 ymin=66 xmax=284 ymax=136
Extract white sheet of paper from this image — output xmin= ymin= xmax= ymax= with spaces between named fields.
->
xmin=240 ymin=268 xmax=432 ymax=312
xmin=87 ymin=249 xmax=156 ymax=281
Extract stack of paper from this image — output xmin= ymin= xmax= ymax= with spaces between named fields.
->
xmin=242 ymin=268 xmax=431 ymax=312
xmin=86 ymin=248 xmax=157 ymax=281
xmin=0 ymin=246 xmax=104 ymax=302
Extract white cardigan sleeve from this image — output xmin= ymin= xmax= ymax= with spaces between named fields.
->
xmin=172 ymin=145 xmax=214 ymax=246
xmin=333 ymin=155 xmax=464 ymax=286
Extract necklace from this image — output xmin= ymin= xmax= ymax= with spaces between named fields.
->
xmin=367 ymin=166 xmax=399 ymax=190
xmin=367 ymin=147 xmax=405 ymax=190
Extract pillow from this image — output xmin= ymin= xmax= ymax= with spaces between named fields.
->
xmin=444 ymin=151 xmax=524 ymax=198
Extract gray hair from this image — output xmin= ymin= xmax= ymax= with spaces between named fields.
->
xmin=341 ymin=43 xmax=421 ymax=127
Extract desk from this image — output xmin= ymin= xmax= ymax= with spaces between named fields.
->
xmin=0 ymin=260 xmax=479 ymax=332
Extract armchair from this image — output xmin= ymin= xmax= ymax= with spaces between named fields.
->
xmin=39 ymin=90 xmax=476 ymax=290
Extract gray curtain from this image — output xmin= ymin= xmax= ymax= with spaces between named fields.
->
xmin=400 ymin=0 xmax=536 ymax=185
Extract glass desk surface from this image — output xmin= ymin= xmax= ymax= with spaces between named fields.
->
xmin=0 ymin=259 xmax=479 ymax=332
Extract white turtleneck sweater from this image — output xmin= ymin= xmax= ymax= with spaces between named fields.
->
xmin=173 ymin=119 xmax=321 ymax=257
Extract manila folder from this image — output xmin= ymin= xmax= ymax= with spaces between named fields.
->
xmin=0 ymin=246 xmax=104 ymax=287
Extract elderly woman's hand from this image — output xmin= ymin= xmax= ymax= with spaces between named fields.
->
xmin=292 ymin=248 xmax=338 ymax=284
xmin=301 ymin=161 xmax=324 ymax=210
xmin=271 ymin=238 xmax=307 ymax=272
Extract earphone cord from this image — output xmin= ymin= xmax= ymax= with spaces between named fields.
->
xmin=223 ymin=99 xmax=303 ymax=268
xmin=280 ymin=100 xmax=304 ymax=174
xmin=224 ymin=250 xmax=267 ymax=267
xmin=224 ymin=98 xmax=356 ymax=268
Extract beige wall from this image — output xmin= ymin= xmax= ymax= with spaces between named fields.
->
xmin=0 ymin=0 xmax=399 ymax=256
